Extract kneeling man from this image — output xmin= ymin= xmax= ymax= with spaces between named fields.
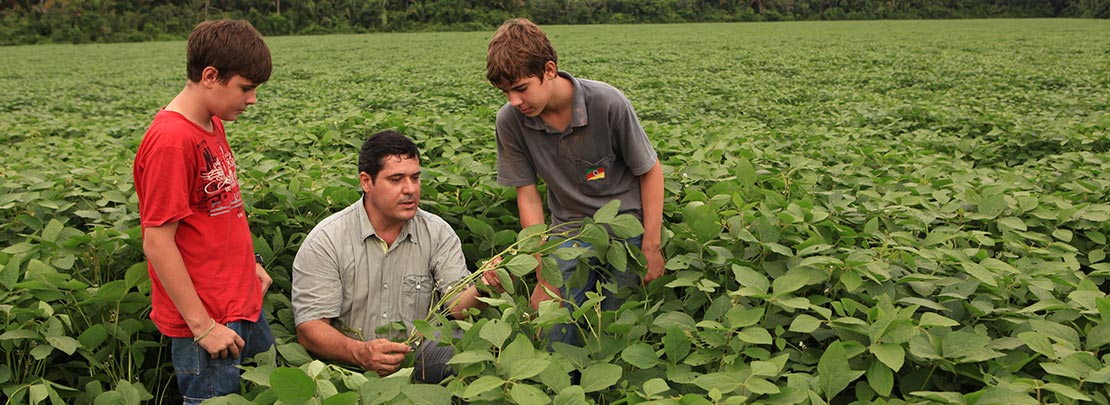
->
xmin=292 ymin=130 xmax=499 ymax=383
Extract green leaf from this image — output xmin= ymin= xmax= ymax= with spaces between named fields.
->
xmin=580 ymin=363 xmax=622 ymax=393
xmin=510 ymin=383 xmax=550 ymax=404
xmin=726 ymin=306 xmax=765 ymax=328
xmin=553 ymin=386 xmax=587 ymax=405
xmin=46 ymin=336 xmax=80 ymax=355
xmin=593 ymin=200 xmax=621 ymax=223
xmin=941 ymin=331 xmax=997 ymax=362
xmin=609 ymin=215 xmax=645 ymax=239
xmin=507 ymin=358 xmax=551 ymax=381
xmin=447 ymin=350 xmax=496 ymax=365
xmin=789 ymin=314 xmax=822 ymax=333
xmin=277 ymin=343 xmax=315 ymax=366
xmin=817 ymin=340 xmax=864 ymax=400
xmin=504 ymin=254 xmax=539 ymax=277
xmin=997 ymin=217 xmax=1027 ymax=231
xmin=749 ymin=361 xmax=778 ymax=377
xmin=479 ymin=319 xmax=511 ymax=349
xmin=735 ymin=157 xmax=757 ymax=189
xmin=621 ymin=343 xmax=661 ymax=369
xmin=653 ymin=311 xmax=697 ymax=331
xmin=643 ymin=378 xmax=671 ymax=397
xmin=269 ymin=368 xmax=315 ymax=404
xmin=1019 ymin=332 xmax=1055 ymax=358
xmin=322 ymin=392 xmax=360 ymax=405
xmin=42 ymin=219 xmax=64 ymax=242
xmin=960 ymin=262 xmax=998 ymax=287
xmin=745 ymin=377 xmax=780 ymax=394
xmin=732 ymin=265 xmax=769 ymax=293
xmin=605 ymin=240 xmax=628 ymax=271
xmin=867 ymin=359 xmax=894 ymax=396
xmin=692 ymin=372 xmax=744 ymax=394
xmin=463 ymin=375 xmax=506 ymax=398
xmin=870 ymin=343 xmax=905 ymax=371
xmin=533 ymin=300 xmax=572 ymax=326
xmin=1042 ymin=383 xmax=1092 ymax=401
xmin=663 ymin=327 xmax=691 ymax=363
xmin=919 ymin=312 xmax=960 ymax=327
xmin=737 ymin=327 xmax=773 ymax=345
xmin=978 ymin=194 xmax=1007 ymax=218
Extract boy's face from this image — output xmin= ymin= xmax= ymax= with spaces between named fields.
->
xmin=496 ymin=62 xmax=557 ymax=118
xmin=205 ymin=71 xmax=260 ymax=122
xmin=360 ymin=155 xmax=421 ymax=227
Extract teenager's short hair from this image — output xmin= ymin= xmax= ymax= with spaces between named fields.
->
xmin=486 ymin=18 xmax=557 ymax=86
xmin=359 ymin=130 xmax=420 ymax=181
xmin=186 ymin=19 xmax=271 ymax=84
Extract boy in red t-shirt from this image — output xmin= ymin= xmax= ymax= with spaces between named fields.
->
xmin=133 ymin=19 xmax=274 ymax=404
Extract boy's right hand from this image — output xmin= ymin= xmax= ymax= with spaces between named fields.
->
xmin=197 ymin=323 xmax=245 ymax=359
xmin=352 ymin=339 xmax=412 ymax=377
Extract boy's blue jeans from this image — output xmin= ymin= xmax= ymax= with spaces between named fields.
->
xmin=171 ymin=310 xmax=274 ymax=405
xmin=547 ymin=236 xmax=642 ymax=350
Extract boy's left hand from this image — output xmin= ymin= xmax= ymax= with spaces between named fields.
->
xmin=642 ymin=249 xmax=665 ymax=285
xmin=256 ymin=264 xmax=272 ymax=291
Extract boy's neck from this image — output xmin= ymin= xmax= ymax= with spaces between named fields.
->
xmin=164 ymin=82 xmax=216 ymax=132
xmin=539 ymin=75 xmax=574 ymax=125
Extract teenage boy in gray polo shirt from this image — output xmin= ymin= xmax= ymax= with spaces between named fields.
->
xmin=486 ymin=18 xmax=666 ymax=348
xmin=292 ymin=130 xmax=501 ymax=383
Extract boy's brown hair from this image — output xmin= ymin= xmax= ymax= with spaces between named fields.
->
xmin=186 ymin=19 xmax=271 ymax=85
xmin=486 ymin=18 xmax=557 ymax=86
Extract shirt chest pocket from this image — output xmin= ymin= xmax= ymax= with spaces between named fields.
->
xmin=574 ymin=153 xmax=625 ymax=197
xmin=402 ymin=274 xmax=434 ymax=323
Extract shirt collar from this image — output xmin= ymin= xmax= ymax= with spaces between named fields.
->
xmin=356 ymin=196 xmax=417 ymax=245
xmin=521 ymin=71 xmax=589 ymax=133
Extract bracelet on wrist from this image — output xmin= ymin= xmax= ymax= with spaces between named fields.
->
xmin=194 ymin=319 xmax=217 ymax=342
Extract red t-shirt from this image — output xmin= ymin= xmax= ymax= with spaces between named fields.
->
xmin=133 ymin=110 xmax=262 ymax=338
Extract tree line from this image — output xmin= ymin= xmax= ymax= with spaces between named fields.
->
xmin=2 ymin=0 xmax=1107 ymax=45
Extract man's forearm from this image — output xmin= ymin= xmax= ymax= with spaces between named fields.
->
xmin=296 ymin=320 xmax=359 ymax=365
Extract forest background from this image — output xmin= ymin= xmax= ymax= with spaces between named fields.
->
xmin=2 ymin=0 xmax=1108 ymax=45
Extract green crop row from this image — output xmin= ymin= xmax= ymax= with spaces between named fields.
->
xmin=1 ymin=19 xmax=1108 ymax=404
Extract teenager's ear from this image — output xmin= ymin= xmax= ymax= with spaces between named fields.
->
xmin=201 ymin=66 xmax=221 ymax=85
xmin=544 ymin=61 xmax=557 ymax=81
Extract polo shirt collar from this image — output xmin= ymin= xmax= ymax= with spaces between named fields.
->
xmin=522 ymin=71 xmax=588 ymax=133
xmin=357 ymin=197 xmax=417 ymax=245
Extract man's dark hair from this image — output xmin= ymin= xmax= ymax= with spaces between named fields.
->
xmin=186 ymin=19 xmax=271 ymax=84
xmin=358 ymin=130 xmax=420 ymax=182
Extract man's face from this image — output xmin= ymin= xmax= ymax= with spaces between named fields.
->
xmin=361 ymin=155 xmax=421 ymax=226
xmin=208 ymin=74 xmax=259 ymax=121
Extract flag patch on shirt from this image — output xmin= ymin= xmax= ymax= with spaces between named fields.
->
xmin=586 ymin=167 xmax=606 ymax=181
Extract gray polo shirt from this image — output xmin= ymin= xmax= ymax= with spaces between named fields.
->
xmin=291 ymin=198 xmax=469 ymax=340
xmin=495 ymin=71 xmax=658 ymax=228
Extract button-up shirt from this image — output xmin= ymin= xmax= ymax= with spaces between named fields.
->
xmin=292 ymin=198 xmax=469 ymax=341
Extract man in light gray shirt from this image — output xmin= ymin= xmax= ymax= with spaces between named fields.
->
xmin=292 ymin=130 xmax=500 ymax=383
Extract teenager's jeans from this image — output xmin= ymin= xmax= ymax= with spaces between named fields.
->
xmin=171 ymin=310 xmax=274 ymax=405
xmin=547 ymin=236 xmax=642 ymax=350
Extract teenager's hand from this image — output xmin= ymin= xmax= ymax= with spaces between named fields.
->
xmin=529 ymin=282 xmax=561 ymax=311
xmin=351 ymin=339 xmax=412 ymax=377
xmin=642 ymin=248 xmax=666 ymax=285
xmin=479 ymin=257 xmax=505 ymax=293
xmin=256 ymin=263 xmax=272 ymax=291
xmin=196 ymin=322 xmax=245 ymax=359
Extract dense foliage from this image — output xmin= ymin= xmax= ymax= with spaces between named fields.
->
xmin=2 ymin=19 xmax=1110 ymax=404
xmin=1 ymin=0 xmax=1108 ymax=45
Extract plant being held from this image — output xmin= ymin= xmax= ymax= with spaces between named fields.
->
xmin=405 ymin=200 xmax=645 ymax=347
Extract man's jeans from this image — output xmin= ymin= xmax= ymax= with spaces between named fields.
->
xmin=547 ymin=235 xmax=642 ymax=349
xmin=171 ymin=310 xmax=274 ymax=405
